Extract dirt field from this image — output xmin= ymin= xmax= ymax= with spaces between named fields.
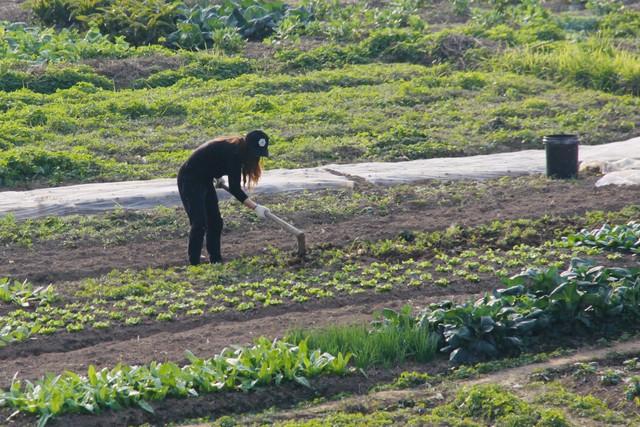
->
xmin=4 ymin=0 xmax=640 ymax=423
xmin=2 ymin=174 xmax=640 ymax=426
xmin=2 ymin=176 xmax=637 ymax=284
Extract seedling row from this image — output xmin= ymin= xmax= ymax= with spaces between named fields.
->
xmin=3 ymin=219 xmax=640 ymax=425
xmin=2 ymin=208 xmax=639 ymax=349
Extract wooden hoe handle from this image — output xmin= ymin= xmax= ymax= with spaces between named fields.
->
xmin=218 ymin=183 xmax=307 ymax=257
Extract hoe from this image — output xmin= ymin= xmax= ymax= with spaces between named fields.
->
xmin=218 ymin=183 xmax=306 ymax=257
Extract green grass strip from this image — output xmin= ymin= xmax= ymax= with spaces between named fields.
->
xmin=286 ymin=307 xmax=438 ymax=369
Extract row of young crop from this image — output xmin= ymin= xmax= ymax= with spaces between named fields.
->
xmin=5 ymin=7 xmax=640 ymax=79
xmin=1 ymin=215 xmax=638 ymax=346
xmin=0 ymin=212 xmax=637 ymax=335
xmin=2 ymin=220 xmax=640 ymax=424
xmin=0 ymin=338 xmax=350 ymax=425
xmin=0 ymin=221 xmax=610 ymax=347
xmin=26 ymin=0 xmax=640 ymax=49
xmin=30 ymin=0 xmax=310 ymax=47
xmin=0 ymin=0 xmax=428 ymax=68
xmin=0 ymin=177 xmax=625 ymax=248
xmin=2 ymin=2 xmax=639 ymax=97
xmin=26 ymin=0 xmax=432 ymax=49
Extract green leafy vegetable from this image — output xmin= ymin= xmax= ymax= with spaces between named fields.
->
xmin=0 ymin=337 xmax=351 ymax=425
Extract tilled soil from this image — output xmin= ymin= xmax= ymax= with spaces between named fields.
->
xmin=2 ymin=177 xmax=638 ymax=284
xmin=0 ymin=290 xmax=475 ymax=388
xmin=1 ymin=177 xmax=639 ymax=426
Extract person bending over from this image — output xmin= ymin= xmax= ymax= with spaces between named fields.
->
xmin=177 ymin=130 xmax=270 ymax=265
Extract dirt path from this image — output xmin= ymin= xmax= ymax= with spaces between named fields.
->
xmin=4 ymin=136 xmax=640 ymax=219
xmin=2 ymin=177 xmax=638 ymax=284
xmin=236 ymin=338 xmax=640 ymax=425
xmin=0 ymin=0 xmax=29 ymax=22
xmin=464 ymin=341 xmax=640 ymax=387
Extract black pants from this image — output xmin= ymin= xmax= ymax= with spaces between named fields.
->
xmin=177 ymin=169 xmax=223 ymax=265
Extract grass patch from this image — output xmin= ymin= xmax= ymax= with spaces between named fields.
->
xmin=2 ymin=3 xmax=640 ymax=186
xmin=270 ymin=384 xmax=571 ymax=427
xmin=495 ymin=38 xmax=640 ymax=96
xmin=534 ymin=382 xmax=626 ymax=424
xmin=3 ymin=65 xmax=640 ymax=187
xmin=286 ymin=318 xmax=438 ymax=369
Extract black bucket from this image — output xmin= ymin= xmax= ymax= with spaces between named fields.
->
xmin=544 ymin=134 xmax=579 ymax=179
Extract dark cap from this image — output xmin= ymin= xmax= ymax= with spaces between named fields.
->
xmin=246 ymin=130 xmax=269 ymax=158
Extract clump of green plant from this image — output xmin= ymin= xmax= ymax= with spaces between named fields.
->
xmin=0 ymin=147 xmax=107 ymax=187
xmin=626 ymin=376 xmax=640 ymax=404
xmin=432 ymin=384 xmax=570 ymax=426
xmin=0 ymin=324 xmax=41 ymax=348
xmin=495 ymin=38 xmax=640 ymax=96
xmin=391 ymin=371 xmax=434 ymax=389
xmin=599 ymin=10 xmax=640 ymax=37
xmin=624 ymin=357 xmax=640 ymax=370
xmin=599 ymin=368 xmax=623 ymax=385
xmin=286 ymin=306 xmax=437 ymax=369
xmin=566 ymin=222 xmax=640 ymax=253
xmin=0 ymin=278 xmax=57 ymax=307
xmin=133 ymin=54 xmax=252 ymax=88
xmin=585 ymin=0 xmax=625 ymax=15
xmin=572 ymin=362 xmax=598 ymax=379
xmin=0 ymin=23 xmax=132 ymax=62
xmin=0 ymin=62 xmax=113 ymax=93
xmin=417 ymin=258 xmax=640 ymax=364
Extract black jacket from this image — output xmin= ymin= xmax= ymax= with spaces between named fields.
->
xmin=179 ymin=140 xmax=248 ymax=203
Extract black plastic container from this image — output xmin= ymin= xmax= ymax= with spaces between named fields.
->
xmin=544 ymin=134 xmax=579 ymax=179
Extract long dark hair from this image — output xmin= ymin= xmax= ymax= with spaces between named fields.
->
xmin=214 ymin=136 xmax=262 ymax=188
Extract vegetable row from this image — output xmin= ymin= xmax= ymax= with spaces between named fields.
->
xmin=410 ymin=258 xmax=640 ymax=364
xmin=566 ymin=221 xmax=640 ymax=254
xmin=3 ymin=220 xmax=640 ymax=423
xmin=0 ymin=337 xmax=350 ymax=425
xmin=2 ymin=216 xmax=636 ymax=348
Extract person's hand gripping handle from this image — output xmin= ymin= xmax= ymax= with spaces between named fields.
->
xmin=254 ymin=204 xmax=270 ymax=220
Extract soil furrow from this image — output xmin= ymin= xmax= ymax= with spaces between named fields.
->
xmin=0 ymin=291 xmax=480 ymax=388
xmin=14 ymin=336 xmax=640 ymax=427
xmin=1 ymin=178 xmax=638 ymax=285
